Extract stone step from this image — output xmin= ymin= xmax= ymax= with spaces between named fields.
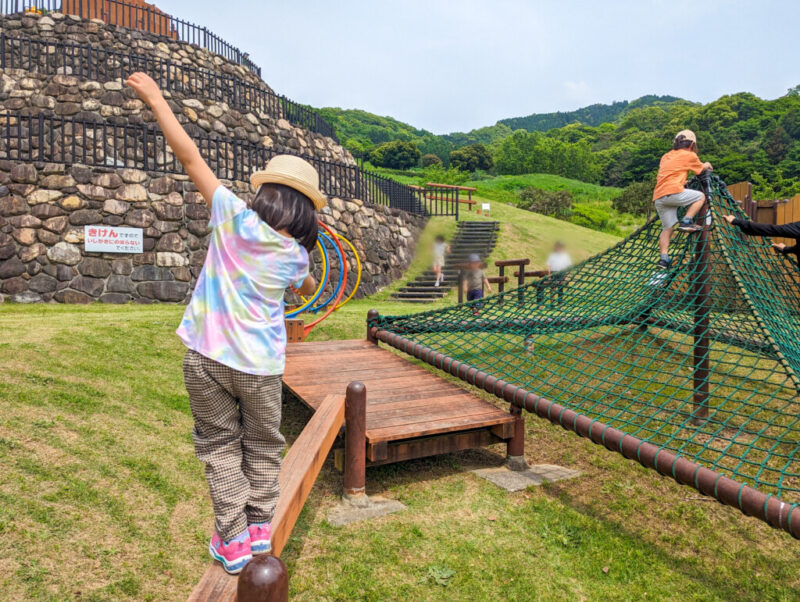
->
xmin=397 ymin=285 xmax=451 ymax=293
xmin=393 ymin=291 xmax=446 ymax=299
xmin=389 ymin=297 xmax=437 ymax=303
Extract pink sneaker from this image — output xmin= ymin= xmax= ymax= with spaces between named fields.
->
xmin=248 ymin=522 xmax=272 ymax=555
xmin=209 ymin=530 xmax=252 ymax=574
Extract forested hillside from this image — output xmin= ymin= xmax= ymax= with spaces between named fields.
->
xmin=321 ymin=86 xmax=800 ymax=199
xmin=498 ymin=95 xmax=683 ymax=132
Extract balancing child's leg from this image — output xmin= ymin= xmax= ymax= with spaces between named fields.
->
xmin=183 ymin=350 xmax=250 ymax=541
xmin=236 ymin=373 xmax=285 ymax=537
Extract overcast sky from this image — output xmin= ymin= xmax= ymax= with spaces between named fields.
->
xmin=159 ymin=0 xmax=798 ymax=134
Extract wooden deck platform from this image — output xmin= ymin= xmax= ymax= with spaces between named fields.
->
xmin=284 ymin=339 xmax=516 ymax=466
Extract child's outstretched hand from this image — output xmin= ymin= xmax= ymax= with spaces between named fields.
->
xmin=772 ymin=243 xmax=787 ymax=252
xmin=723 ymin=215 xmax=736 ymax=224
xmin=126 ymin=72 xmax=164 ymax=107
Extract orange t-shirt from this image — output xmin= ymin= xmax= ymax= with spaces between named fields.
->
xmin=652 ymin=149 xmax=706 ymax=201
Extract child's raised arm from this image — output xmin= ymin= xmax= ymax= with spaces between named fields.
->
xmin=125 ymin=73 xmax=220 ymax=206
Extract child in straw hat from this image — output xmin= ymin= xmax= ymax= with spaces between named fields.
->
xmin=127 ymin=72 xmax=324 ymax=574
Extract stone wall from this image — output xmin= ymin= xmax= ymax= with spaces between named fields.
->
xmin=0 ymin=161 xmax=426 ymax=303
xmin=0 ymin=11 xmax=427 ymax=303
xmin=0 ymin=12 xmax=353 ymax=163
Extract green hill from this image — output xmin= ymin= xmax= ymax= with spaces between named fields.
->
xmin=498 ymin=95 xmax=686 ymax=132
xmin=318 ymin=95 xmax=685 ymax=157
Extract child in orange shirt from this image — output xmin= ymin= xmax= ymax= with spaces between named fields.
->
xmin=652 ymin=130 xmax=713 ymax=269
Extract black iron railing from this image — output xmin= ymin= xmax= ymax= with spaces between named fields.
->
xmin=0 ymin=0 xmax=261 ymax=76
xmin=0 ymin=112 xmax=431 ymax=215
xmin=0 ymin=32 xmax=338 ymax=140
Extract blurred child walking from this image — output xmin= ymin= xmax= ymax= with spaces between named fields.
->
xmin=127 ymin=72 xmax=324 ymax=574
xmin=432 ymin=234 xmax=450 ymax=287
xmin=462 ymin=253 xmax=492 ymax=314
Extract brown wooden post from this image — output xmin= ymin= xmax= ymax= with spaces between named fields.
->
xmin=344 ymin=381 xmax=367 ymax=498
xmin=366 ymin=309 xmax=379 ymax=344
xmin=237 ymin=555 xmax=289 ymax=602
xmin=458 ymin=269 xmax=464 ymax=304
xmin=691 ymin=195 xmax=711 ymax=425
xmin=506 ymin=405 xmax=527 ymax=471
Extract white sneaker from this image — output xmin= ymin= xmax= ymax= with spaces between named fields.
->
xmin=435 ymin=280 xmax=440 ymax=287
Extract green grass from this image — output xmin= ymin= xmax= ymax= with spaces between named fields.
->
xmin=1 ymin=216 xmax=798 ymax=600
xmin=464 ymin=173 xmax=621 ymax=205
xmin=373 ymin=168 xmax=641 ymax=236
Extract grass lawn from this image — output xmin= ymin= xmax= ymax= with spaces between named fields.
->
xmin=375 ymin=168 xmax=641 ymax=236
xmin=1 ymin=211 xmax=798 ymax=601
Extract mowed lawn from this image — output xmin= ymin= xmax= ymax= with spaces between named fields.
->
xmin=1 ymin=207 xmax=799 ymax=601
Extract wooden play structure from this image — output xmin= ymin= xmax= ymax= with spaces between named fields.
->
xmin=188 ymin=310 xmax=523 ymax=601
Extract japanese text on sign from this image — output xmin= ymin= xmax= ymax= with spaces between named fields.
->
xmin=84 ymin=226 xmax=144 ymax=254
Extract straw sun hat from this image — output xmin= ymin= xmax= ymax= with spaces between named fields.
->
xmin=250 ymin=155 xmax=327 ymax=210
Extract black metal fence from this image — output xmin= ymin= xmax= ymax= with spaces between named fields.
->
xmin=0 ymin=112 xmax=431 ymax=215
xmin=0 ymin=0 xmax=261 ymax=77
xmin=0 ymin=32 xmax=338 ymax=140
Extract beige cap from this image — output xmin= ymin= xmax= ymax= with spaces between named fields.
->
xmin=674 ymin=129 xmax=697 ymax=144
xmin=250 ymin=155 xmax=327 ymax=210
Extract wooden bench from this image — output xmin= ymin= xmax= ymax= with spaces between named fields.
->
xmin=187 ymin=386 xmax=359 ymax=602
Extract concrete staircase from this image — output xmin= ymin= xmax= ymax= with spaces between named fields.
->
xmin=392 ymin=221 xmax=499 ymax=303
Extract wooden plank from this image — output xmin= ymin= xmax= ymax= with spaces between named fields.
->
xmin=285 ymin=364 xmax=427 ymax=382
xmin=286 ymin=340 xmax=374 ymax=354
xmin=187 ymin=565 xmax=237 ymax=602
xmin=289 ymin=374 xmax=458 ymax=392
xmin=365 ymin=405 xmax=510 ymax=431
xmin=271 ymin=393 xmax=345 ymax=557
xmin=494 ymin=258 xmax=530 ymax=268
xmin=425 ymin=182 xmax=477 ymax=191
xmin=368 ymin=429 xmax=500 ymax=466
xmin=367 ymin=412 xmax=515 ymax=443
xmin=365 ymin=394 xmax=490 ymax=414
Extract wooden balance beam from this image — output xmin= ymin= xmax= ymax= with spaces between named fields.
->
xmin=188 ymin=384 xmax=366 ymax=602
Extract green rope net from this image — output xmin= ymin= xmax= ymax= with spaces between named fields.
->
xmin=374 ymin=175 xmax=800 ymax=502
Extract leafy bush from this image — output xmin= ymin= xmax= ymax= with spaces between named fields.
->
xmin=612 ymin=180 xmax=654 ymax=216
xmin=419 ymin=164 xmax=470 ymax=186
xmin=449 ymin=144 xmax=494 ymax=172
xmin=421 ymin=153 xmax=443 ymax=168
xmin=570 ymin=204 xmax=613 ymax=231
xmin=369 ymin=140 xmax=421 ymax=169
xmin=518 ymin=187 xmax=573 ymax=219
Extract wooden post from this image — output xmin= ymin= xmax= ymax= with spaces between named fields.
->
xmin=237 ymin=555 xmax=289 ymax=602
xmin=366 ymin=309 xmax=379 ymax=344
xmin=344 ymin=381 xmax=367 ymax=498
xmin=691 ymin=193 xmax=711 ymax=425
xmin=458 ymin=270 xmax=464 ymax=304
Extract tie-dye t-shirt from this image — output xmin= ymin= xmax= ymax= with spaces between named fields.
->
xmin=177 ymin=185 xmax=309 ymax=376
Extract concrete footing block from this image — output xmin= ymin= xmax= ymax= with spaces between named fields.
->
xmin=327 ymin=495 xmax=406 ymax=527
xmin=472 ymin=463 xmax=581 ymax=492
xmin=505 ymin=454 xmax=530 ymax=472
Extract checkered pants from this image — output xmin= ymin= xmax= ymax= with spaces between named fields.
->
xmin=183 ymin=350 xmax=285 ymax=541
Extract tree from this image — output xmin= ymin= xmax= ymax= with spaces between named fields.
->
xmin=421 ymin=153 xmax=443 ymax=168
xmin=448 ymin=144 xmax=494 ymax=172
xmin=518 ymin=187 xmax=573 ymax=220
xmin=369 ymin=140 xmax=421 ymax=169
xmin=763 ymin=126 xmax=793 ymax=162
xmin=612 ymin=180 xmax=654 ymax=216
